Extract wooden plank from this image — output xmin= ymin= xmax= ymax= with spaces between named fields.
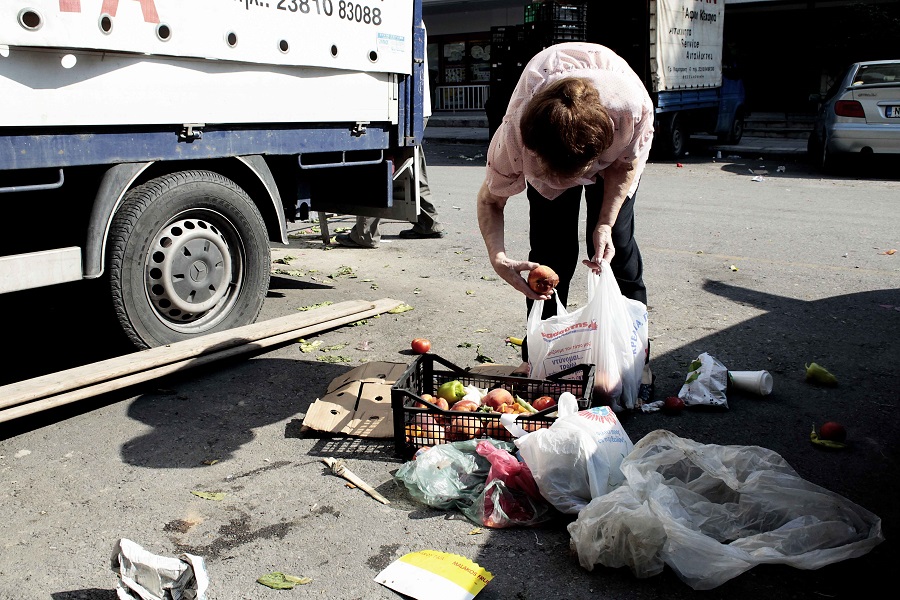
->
xmin=0 ymin=299 xmax=381 ymax=411
xmin=0 ymin=298 xmax=404 ymax=424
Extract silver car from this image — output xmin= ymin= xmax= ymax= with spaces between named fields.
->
xmin=808 ymin=60 xmax=900 ymax=171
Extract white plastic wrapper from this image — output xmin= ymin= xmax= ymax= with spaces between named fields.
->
xmin=111 ymin=538 xmax=208 ymax=600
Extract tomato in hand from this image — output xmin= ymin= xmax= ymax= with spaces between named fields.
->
xmin=411 ymin=338 xmax=432 ymax=354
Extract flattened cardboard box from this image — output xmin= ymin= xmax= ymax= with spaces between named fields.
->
xmin=302 ymin=361 xmax=409 ymax=438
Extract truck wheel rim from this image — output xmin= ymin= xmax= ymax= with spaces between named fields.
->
xmin=145 ymin=214 xmax=239 ymax=328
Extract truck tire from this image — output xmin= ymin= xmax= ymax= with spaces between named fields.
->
xmin=718 ymin=113 xmax=744 ymax=144
xmin=658 ymin=112 xmax=687 ymax=159
xmin=108 ymin=171 xmax=270 ymax=348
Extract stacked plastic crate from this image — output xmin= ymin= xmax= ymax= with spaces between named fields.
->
xmin=486 ymin=24 xmax=527 ymax=139
xmin=523 ymin=1 xmax=589 ymax=50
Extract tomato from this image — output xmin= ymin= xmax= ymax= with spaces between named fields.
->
xmin=532 ymin=396 xmax=557 ymax=411
xmin=410 ymin=338 xmax=432 ymax=354
xmin=819 ymin=421 xmax=847 ymax=442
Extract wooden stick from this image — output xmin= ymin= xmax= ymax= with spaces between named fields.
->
xmin=0 ymin=298 xmax=403 ymax=424
xmin=320 ymin=457 xmax=390 ymax=505
xmin=0 ymin=299 xmax=378 ymax=411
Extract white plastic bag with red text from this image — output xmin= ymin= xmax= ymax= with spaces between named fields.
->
xmin=527 ymin=266 xmax=648 ymax=410
xmin=526 ymin=277 xmax=599 ymax=380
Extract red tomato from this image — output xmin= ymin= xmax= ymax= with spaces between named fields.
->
xmin=532 ymin=396 xmax=557 ymax=411
xmin=411 ymin=338 xmax=431 ymax=354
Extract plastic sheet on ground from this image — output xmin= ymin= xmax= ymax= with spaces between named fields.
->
xmin=568 ymin=430 xmax=884 ymax=590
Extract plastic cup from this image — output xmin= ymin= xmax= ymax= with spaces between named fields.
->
xmin=728 ymin=370 xmax=773 ymax=396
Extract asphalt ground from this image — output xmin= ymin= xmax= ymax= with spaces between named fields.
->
xmin=0 ymin=141 xmax=898 ymax=599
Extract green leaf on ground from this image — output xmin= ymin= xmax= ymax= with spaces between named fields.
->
xmin=299 ymin=340 xmax=323 ymax=353
xmin=298 ymin=301 xmax=333 ymax=311
xmin=388 ymin=303 xmax=414 ymax=314
xmin=257 ymin=572 xmax=312 ymax=590
xmin=316 ymin=355 xmax=351 ymax=364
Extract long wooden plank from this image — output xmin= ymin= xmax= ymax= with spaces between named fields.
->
xmin=0 ymin=298 xmax=404 ymax=424
xmin=0 ymin=299 xmax=378 ymax=411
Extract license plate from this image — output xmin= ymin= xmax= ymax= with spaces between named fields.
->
xmin=886 ymin=106 xmax=900 ymax=117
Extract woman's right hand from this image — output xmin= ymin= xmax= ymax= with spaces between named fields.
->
xmin=492 ymin=255 xmax=553 ymax=301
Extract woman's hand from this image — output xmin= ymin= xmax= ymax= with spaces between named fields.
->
xmin=492 ymin=255 xmax=553 ymax=301
xmin=583 ymin=224 xmax=614 ymax=273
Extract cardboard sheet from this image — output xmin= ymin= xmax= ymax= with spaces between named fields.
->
xmin=302 ymin=362 xmax=409 ymax=439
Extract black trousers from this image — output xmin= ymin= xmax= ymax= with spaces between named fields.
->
xmin=523 ymin=179 xmax=646 ymax=361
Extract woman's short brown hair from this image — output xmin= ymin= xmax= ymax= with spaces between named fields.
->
xmin=520 ymin=77 xmax=614 ymax=177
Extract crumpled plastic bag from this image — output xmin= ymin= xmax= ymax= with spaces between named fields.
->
xmin=111 ymin=538 xmax=208 ymax=600
xmin=394 ymin=439 xmax=515 ymax=511
xmin=568 ymin=430 xmax=884 ymax=590
xmin=460 ymin=440 xmax=553 ymax=528
xmin=516 ymin=405 xmax=633 ymax=514
xmin=677 ymin=352 xmax=728 ymax=408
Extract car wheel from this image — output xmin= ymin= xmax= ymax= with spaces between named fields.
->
xmin=819 ymin=136 xmax=839 ymax=174
xmin=807 ymin=131 xmax=824 ymax=166
xmin=108 ymin=170 xmax=270 ymax=348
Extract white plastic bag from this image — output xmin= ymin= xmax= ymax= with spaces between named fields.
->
xmin=568 ymin=430 xmax=884 ymax=590
xmin=526 ymin=264 xmax=648 ymax=410
xmin=527 ymin=261 xmax=649 ymax=409
xmin=677 ymin=352 xmax=729 ymax=408
xmin=586 ymin=262 xmax=648 ymax=410
xmin=525 ymin=280 xmax=597 ymax=380
xmin=515 ymin=400 xmax=634 ymax=514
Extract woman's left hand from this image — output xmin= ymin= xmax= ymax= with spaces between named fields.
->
xmin=583 ymin=224 xmax=614 ymax=273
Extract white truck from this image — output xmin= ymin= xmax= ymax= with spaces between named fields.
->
xmin=0 ymin=0 xmax=426 ymax=347
xmin=587 ymin=0 xmax=746 ymax=158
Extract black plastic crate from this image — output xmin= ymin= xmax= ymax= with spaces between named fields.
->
xmin=391 ymin=354 xmax=595 ymax=459
xmin=525 ymin=2 xmax=588 ymax=24
xmin=524 ymin=21 xmax=588 ymax=45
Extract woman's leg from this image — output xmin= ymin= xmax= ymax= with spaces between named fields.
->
xmin=585 ymin=182 xmax=646 ymax=305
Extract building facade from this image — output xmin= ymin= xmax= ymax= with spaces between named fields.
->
xmin=423 ymin=0 xmax=900 ymax=114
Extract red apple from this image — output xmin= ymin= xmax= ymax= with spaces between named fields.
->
xmin=819 ymin=421 xmax=847 ymax=442
xmin=483 ymin=388 xmax=514 ymax=411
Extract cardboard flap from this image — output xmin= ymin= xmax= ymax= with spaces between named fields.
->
xmin=303 ymin=363 xmax=406 ymax=439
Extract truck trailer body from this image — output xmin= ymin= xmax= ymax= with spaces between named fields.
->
xmin=0 ymin=0 xmax=426 ymax=348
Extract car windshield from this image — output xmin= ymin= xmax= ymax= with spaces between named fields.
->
xmin=852 ymin=63 xmax=900 ymax=85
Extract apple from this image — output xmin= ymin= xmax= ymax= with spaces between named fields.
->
xmin=446 ymin=416 xmax=483 ymax=441
xmin=532 ymin=396 xmax=556 ymax=411
xmin=662 ymin=396 xmax=685 ymax=415
xmin=482 ymin=418 xmax=511 ymax=441
xmin=483 ymin=388 xmax=514 ymax=411
xmin=414 ymin=394 xmax=449 ymax=411
xmin=528 ymin=265 xmax=560 ymax=295
xmin=411 ymin=338 xmax=431 ymax=354
xmin=819 ymin=421 xmax=847 ymax=442
xmin=450 ymin=399 xmax=480 ymax=412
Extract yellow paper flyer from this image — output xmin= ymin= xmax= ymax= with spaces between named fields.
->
xmin=374 ymin=550 xmax=493 ymax=600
